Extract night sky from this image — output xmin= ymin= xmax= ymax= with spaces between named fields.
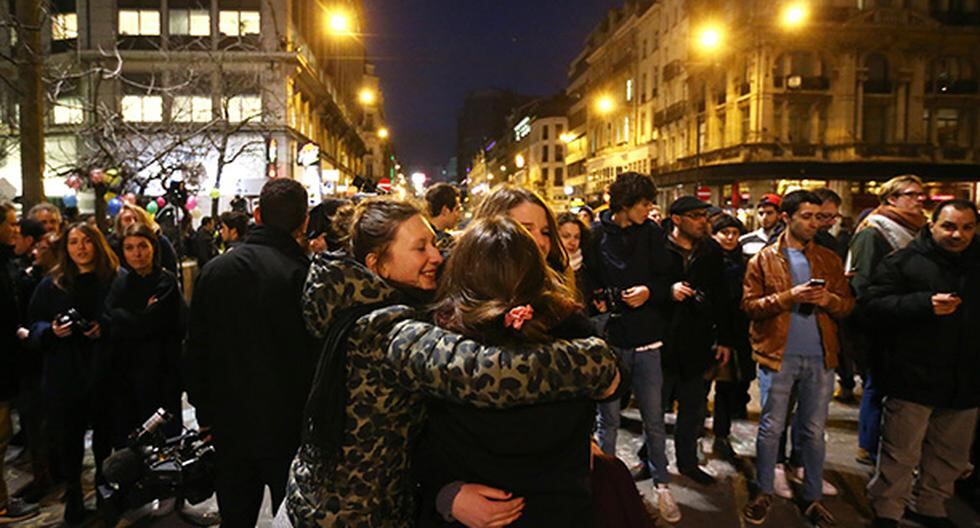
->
xmin=361 ymin=0 xmax=618 ymax=177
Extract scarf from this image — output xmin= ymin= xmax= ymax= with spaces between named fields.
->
xmin=856 ymin=205 xmax=927 ymax=252
xmin=568 ymin=248 xmax=583 ymax=272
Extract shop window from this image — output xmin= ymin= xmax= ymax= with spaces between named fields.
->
xmin=52 ymin=13 xmax=78 ymax=40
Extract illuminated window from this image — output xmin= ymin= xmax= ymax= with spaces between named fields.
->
xmin=121 ymin=95 xmax=163 ymax=122
xmin=53 ymin=97 xmax=83 ymax=124
xmin=119 ymin=10 xmax=161 ymax=36
xmin=173 ymin=96 xmax=213 ymax=122
xmin=52 ymin=13 xmax=78 ymax=40
xmin=219 ymin=11 xmax=260 ymax=36
xmin=626 ymin=79 xmax=634 ymax=102
xmin=170 ymin=9 xmax=211 ymax=36
xmin=226 ymin=95 xmax=261 ymax=122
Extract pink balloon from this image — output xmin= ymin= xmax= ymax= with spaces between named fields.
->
xmin=185 ymin=196 xmax=197 ymax=210
xmin=156 ymin=197 xmax=166 ymax=207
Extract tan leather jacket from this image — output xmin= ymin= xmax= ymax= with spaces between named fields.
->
xmin=741 ymin=232 xmax=855 ymax=371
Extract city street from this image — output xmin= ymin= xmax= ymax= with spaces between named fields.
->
xmin=5 ymin=387 xmax=979 ymax=527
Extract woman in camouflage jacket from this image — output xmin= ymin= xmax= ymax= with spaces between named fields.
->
xmin=284 ymin=201 xmax=619 ymax=527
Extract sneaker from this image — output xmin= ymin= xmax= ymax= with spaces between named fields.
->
xmin=774 ymin=463 xmax=793 ymax=499
xmin=792 ymin=466 xmax=838 ymax=496
xmin=0 ymin=498 xmax=40 ymax=524
xmin=655 ymin=484 xmax=682 ymax=523
xmin=856 ymin=448 xmax=876 ymax=466
xmin=802 ymin=500 xmax=836 ymax=527
xmin=679 ymin=465 xmax=717 ymax=486
xmin=742 ymin=493 xmax=772 ymax=525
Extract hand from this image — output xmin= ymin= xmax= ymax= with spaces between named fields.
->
xmin=52 ymin=319 xmax=73 ymax=338
xmin=672 ymin=282 xmax=696 ymax=302
xmin=451 ymin=484 xmax=524 ymax=528
xmin=593 ymin=299 xmax=608 ymax=313
xmin=82 ymin=322 xmax=102 ymax=339
xmin=16 ymin=327 xmax=29 ymax=341
xmin=590 ymin=441 xmax=603 ymax=470
xmin=147 ymin=295 xmax=159 ymax=307
xmin=621 ymin=285 xmax=650 ymax=308
xmin=597 ymin=369 xmax=621 ymax=400
xmin=715 ymin=345 xmax=731 ymax=367
xmin=790 ymin=283 xmax=824 ymax=305
xmin=932 ymin=293 xmax=961 ymax=316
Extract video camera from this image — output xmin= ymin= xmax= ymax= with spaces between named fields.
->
xmin=56 ymin=308 xmax=94 ymax=332
xmin=100 ymin=409 xmax=216 ymax=512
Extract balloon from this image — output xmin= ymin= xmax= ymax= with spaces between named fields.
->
xmin=209 ymin=188 xmax=221 ymax=200
xmin=123 ymin=192 xmax=137 ymax=205
xmin=156 ymin=197 xmax=166 ymax=207
xmin=89 ymin=169 xmax=105 ymax=185
xmin=146 ymin=201 xmax=159 ymax=214
xmin=106 ymin=168 xmax=119 ymax=176
xmin=104 ymin=191 xmax=116 ymax=201
xmin=107 ymin=197 xmax=123 ymax=216
xmin=66 ymin=175 xmax=82 ymax=190
xmin=63 ymin=194 xmax=78 ymax=208
xmin=185 ymin=196 xmax=197 ymax=210
xmin=191 ymin=208 xmax=203 ymax=218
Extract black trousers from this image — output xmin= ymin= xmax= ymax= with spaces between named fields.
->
xmin=56 ymin=393 xmax=112 ymax=511
xmin=215 ymin=451 xmax=293 ymax=527
xmin=664 ymin=373 xmax=709 ymax=470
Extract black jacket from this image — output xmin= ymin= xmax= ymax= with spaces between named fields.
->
xmin=662 ymin=236 xmax=734 ymax=379
xmin=721 ymin=246 xmax=754 ymax=382
xmin=26 ymin=272 xmax=117 ymax=408
xmin=861 ymin=230 xmax=980 ymax=409
xmin=586 ymin=211 xmax=677 ymax=348
xmin=106 ymin=268 xmax=186 ymax=440
xmin=0 ymin=244 xmax=20 ymax=400
xmin=185 ymin=225 xmax=317 ymax=458
xmin=110 ymin=233 xmax=180 ymax=277
xmin=192 ymin=228 xmax=217 ymax=267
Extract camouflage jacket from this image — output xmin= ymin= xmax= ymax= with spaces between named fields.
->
xmin=286 ymin=254 xmax=619 ymax=527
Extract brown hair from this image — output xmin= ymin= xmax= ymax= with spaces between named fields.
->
xmin=53 ymin=222 xmax=119 ymax=290
xmin=432 ymin=216 xmax=579 ymax=345
xmin=349 ymin=198 xmax=422 ymax=266
xmin=120 ymin=223 xmax=161 ymax=272
xmin=473 ymin=185 xmax=568 ymax=274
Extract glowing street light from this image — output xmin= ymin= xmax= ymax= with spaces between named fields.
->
xmin=595 ymin=96 xmax=615 ymax=115
xmin=377 ymin=127 xmax=389 ymax=139
xmin=328 ymin=10 xmax=353 ymax=35
xmin=359 ymin=88 xmax=377 ymax=105
xmin=781 ymin=2 xmax=809 ymax=29
xmin=514 ymin=154 xmax=526 ymax=168
xmin=560 ymin=132 xmax=576 ymax=144
xmin=696 ymin=24 xmax=725 ymax=53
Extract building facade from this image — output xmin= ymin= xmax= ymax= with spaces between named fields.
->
xmin=0 ymin=0 xmax=386 ymax=210
xmin=571 ymin=0 xmax=980 ymax=216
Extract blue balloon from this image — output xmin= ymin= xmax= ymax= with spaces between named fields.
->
xmin=107 ymin=197 xmax=123 ymax=216
xmin=62 ymin=194 xmax=78 ymax=207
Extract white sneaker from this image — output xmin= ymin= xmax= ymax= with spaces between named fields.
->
xmin=656 ymin=484 xmax=682 ymax=523
xmin=774 ymin=463 xmax=793 ymax=499
xmin=793 ymin=466 xmax=839 ymax=497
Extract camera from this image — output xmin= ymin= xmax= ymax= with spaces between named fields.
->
xmin=56 ymin=308 xmax=93 ymax=331
xmin=593 ymin=287 xmax=627 ymax=316
xmin=100 ymin=409 xmax=216 ymax=514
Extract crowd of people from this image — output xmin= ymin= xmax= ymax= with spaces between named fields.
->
xmin=0 ymin=172 xmax=977 ymax=528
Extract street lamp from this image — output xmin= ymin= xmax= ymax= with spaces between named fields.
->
xmin=560 ymin=132 xmax=576 ymax=144
xmin=358 ymin=88 xmax=377 ymax=105
xmin=328 ymin=10 xmax=353 ymax=35
xmin=695 ymin=24 xmax=725 ymax=53
xmin=515 ymin=154 xmax=526 ymax=169
xmin=595 ymin=95 xmax=615 ymax=115
xmin=377 ymin=127 xmax=389 ymax=139
xmin=781 ymin=2 xmax=809 ymax=30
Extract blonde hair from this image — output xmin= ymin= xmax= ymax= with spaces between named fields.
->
xmin=879 ymin=174 xmax=924 ymax=204
xmin=113 ymin=203 xmax=161 ymax=236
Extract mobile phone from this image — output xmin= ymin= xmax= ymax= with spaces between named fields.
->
xmin=808 ymin=278 xmax=826 ymax=287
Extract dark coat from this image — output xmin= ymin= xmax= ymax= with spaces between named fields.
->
xmin=0 ymin=244 xmax=20 ymax=400
xmin=586 ymin=211 xmax=677 ymax=348
xmin=106 ymin=268 xmax=186 ymax=440
xmin=110 ymin=233 xmax=180 ymax=277
xmin=720 ymin=246 xmax=754 ymax=382
xmin=192 ymin=228 xmax=217 ymax=267
xmin=185 ymin=225 xmax=317 ymax=458
xmin=861 ymin=230 xmax=980 ymax=409
xmin=26 ymin=272 xmax=117 ymax=408
xmin=662 ymin=237 xmax=734 ymax=380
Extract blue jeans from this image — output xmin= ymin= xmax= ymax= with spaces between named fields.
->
xmin=756 ymin=355 xmax=835 ymax=501
xmin=858 ymin=373 xmax=882 ymax=459
xmin=596 ymin=346 xmax=670 ymax=484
